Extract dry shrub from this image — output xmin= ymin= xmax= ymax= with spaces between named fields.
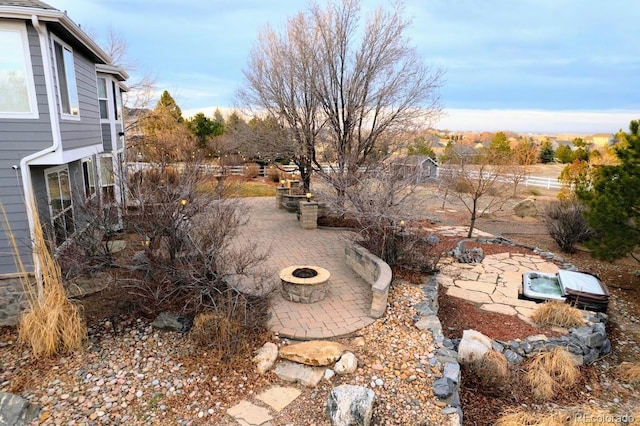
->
xmin=617 ymin=361 xmax=640 ymax=384
xmin=526 ymin=347 xmax=580 ymax=400
xmin=189 ymin=288 xmax=270 ymax=363
xmin=530 ymin=300 xmax=584 ymax=328
xmin=244 ymin=163 xmax=260 ymax=179
xmin=2 ymin=204 xmax=87 ymax=358
xmin=468 ymin=350 xmax=510 ymax=393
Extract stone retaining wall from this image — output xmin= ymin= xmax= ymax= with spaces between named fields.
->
xmin=0 ymin=275 xmax=31 ymax=326
xmin=411 ymin=269 xmax=612 ymax=426
xmin=344 ymin=244 xmax=392 ymax=319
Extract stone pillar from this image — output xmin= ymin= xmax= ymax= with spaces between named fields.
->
xmin=288 ymin=180 xmax=301 ymax=190
xmin=299 ymin=201 xmax=318 ymax=229
xmin=275 ymin=187 xmax=289 ymax=209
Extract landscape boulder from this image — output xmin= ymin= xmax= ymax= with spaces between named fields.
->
xmin=152 ymin=312 xmax=192 ymax=333
xmin=334 ymin=352 xmax=358 ymax=375
xmin=0 ymin=391 xmax=40 ymax=426
xmin=253 ymin=342 xmax=278 ymax=374
xmin=457 ymin=329 xmax=492 ymax=364
xmin=274 ymin=361 xmax=324 ymax=387
xmin=514 ymin=198 xmax=538 ymax=218
xmin=279 ymin=340 xmax=345 ymax=366
xmin=326 ymin=385 xmax=375 ymax=426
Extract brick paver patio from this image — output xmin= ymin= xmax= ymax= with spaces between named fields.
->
xmin=238 ymin=197 xmax=375 ymax=340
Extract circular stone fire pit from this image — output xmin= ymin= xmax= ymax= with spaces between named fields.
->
xmin=280 ymin=265 xmax=330 ymax=303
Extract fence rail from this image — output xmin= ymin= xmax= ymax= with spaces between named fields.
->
xmin=126 ymin=162 xmax=563 ymax=190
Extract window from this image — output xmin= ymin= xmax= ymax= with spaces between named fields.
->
xmin=53 ymin=39 xmax=79 ymax=117
xmin=82 ymin=158 xmax=96 ymax=198
xmin=0 ymin=22 xmax=38 ymax=117
xmin=100 ymin=155 xmax=115 ymax=203
xmin=97 ymin=77 xmax=108 ymax=119
xmin=45 ymin=166 xmax=75 ymax=246
xmin=112 ymin=81 xmax=123 ymax=122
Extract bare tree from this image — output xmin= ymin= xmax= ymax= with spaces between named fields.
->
xmin=102 ymin=27 xmax=157 ymax=132
xmin=238 ymin=13 xmax=322 ymax=192
xmin=239 ymin=0 xmax=443 ymax=197
xmin=440 ymin=150 xmax=515 ymax=238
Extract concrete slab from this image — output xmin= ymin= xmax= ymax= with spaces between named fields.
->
xmin=255 ymin=386 xmax=301 ymax=412
xmin=227 ymin=400 xmax=273 ymax=426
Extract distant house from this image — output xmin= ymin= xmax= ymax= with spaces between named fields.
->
xmin=0 ymin=0 xmax=128 ymax=325
xmin=391 ymin=156 xmax=439 ymax=183
xmin=591 ymin=133 xmax=614 ymax=147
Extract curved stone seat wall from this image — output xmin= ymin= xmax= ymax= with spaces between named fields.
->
xmin=344 ymin=244 xmax=392 ymax=319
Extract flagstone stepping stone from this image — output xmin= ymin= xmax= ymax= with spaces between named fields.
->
xmin=477 ymin=273 xmax=499 ymax=284
xmin=227 ymin=400 xmax=273 ymax=426
xmin=255 ymin=386 xmax=301 ymax=412
xmin=279 ymin=340 xmax=345 ymax=366
xmin=446 ymin=287 xmax=492 ymax=304
xmin=480 ymin=303 xmax=517 ymax=316
xmin=455 ymin=280 xmax=495 ymax=294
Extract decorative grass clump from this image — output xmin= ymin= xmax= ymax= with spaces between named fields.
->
xmin=617 ymin=361 xmax=640 ymax=384
xmin=530 ymin=300 xmax=584 ymax=328
xmin=526 ymin=347 xmax=580 ymax=400
xmin=2 ymin=204 xmax=87 ymax=358
xmin=469 ymin=350 xmax=510 ymax=391
xmin=497 ymin=406 xmax=640 ymax=426
xmin=495 ymin=408 xmax=572 ymax=426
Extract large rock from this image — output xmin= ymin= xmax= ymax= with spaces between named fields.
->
xmin=334 ymin=352 xmax=358 ymax=375
xmin=457 ymin=329 xmax=492 ymax=364
xmin=152 ymin=312 xmax=192 ymax=332
xmin=279 ymin=340 xmax=346 ymax=366
xmin=326 ymin=385 xmax=375 ymax=426
xmin=253 ymin=342 xmax=278 ymax=374
xmin=514 ymin=198 xmax=538 ymax=218
xmin=274 ymin=361 xmax=324 ymax=387
xmin=0 ymin=391 xmax=40 ymax=426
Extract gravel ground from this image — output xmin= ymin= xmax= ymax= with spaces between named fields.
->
xmin=0 ymin=281 xmax=447 ymax=426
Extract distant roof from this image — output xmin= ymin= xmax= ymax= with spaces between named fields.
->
xmin=393 ymin=155 xmax=438 ymax=166
xmin=0 ymin=0 xmax=55 ymax=9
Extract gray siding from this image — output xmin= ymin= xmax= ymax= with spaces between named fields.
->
xmin=57 ymin=49 xmax=102 ymax=151
xmin=0 ymin=21 xmax=53 ymax=275
xmin=101 ymin=123 xmax=112 ymax=151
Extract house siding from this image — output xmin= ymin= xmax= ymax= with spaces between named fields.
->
xmin=0 ymin=21 xmax=53 ymax=275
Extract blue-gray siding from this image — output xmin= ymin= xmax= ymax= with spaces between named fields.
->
xmin=0 ymin=21 xmax=53 ymax=275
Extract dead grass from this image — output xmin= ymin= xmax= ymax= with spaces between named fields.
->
xmin=617 ymin=361 xmax=640 ymax=384
xmin=468 ymin=350 xmax=510 ymax=392
xmin=1 ymin=203 xmax=86 ymax=358
xmin=526 ymin=347 xmax=580 ymax=400
xmin=530 ymin=300 xmax=584 ymax=328
xmin=496 ymin=406 xmax=640 ymax=426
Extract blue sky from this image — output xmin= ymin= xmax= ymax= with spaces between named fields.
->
xmin=52 ymin=0 xmax=639 ymax=133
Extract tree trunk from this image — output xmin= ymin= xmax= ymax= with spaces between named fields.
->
xmin=467 ymin=199 xmax=478 ymax=238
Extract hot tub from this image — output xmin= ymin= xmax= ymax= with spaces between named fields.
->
xmin=521 ymin=270 xmax=609 ymax=312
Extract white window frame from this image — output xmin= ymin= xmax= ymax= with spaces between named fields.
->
xmin=0 ymin=21 xmax=39 ymax=119
xmin=82 ymin=157 xmax=97 ymax=199
xmin=44 ymin=165 xmax=75 ymax=246
xmin=97 ymin=76 xmax=109 ymax=121
xmin=51 ymin=36 xmax=80 ymax=120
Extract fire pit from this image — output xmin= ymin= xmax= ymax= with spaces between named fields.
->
xmin=280 ymin=265 xmax=330 ymax=303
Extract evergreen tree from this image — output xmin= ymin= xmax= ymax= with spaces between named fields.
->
xmin=578 ymin=119 xmax=640 ymax=263
xmin=539 ymin=140 xmax=555 ymax=163
xmin=407 ymin=136 xmax=436 ymax=159
xmin=158 ymin=90 xmax=183 ymax=122
xmin=489 ymin=131 xmax=511 ymax=155
xmin=555 ymin=145 xmax=574 ymax=163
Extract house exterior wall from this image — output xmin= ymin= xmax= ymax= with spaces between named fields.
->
xmin=101 ymin=123 xmax=112 ymax=151
xmin=0 ymin=21 xmax=53 ymax=275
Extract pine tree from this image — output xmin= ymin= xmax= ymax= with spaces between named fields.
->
xmin=578 ymin=119 xmax=640 ymax=263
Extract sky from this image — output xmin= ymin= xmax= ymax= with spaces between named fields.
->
xmin=51 ymin=0 xmax=639 ymax=134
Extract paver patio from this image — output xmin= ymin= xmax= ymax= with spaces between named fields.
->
xmin=238 ymin=197 xmax=374 ymax=340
